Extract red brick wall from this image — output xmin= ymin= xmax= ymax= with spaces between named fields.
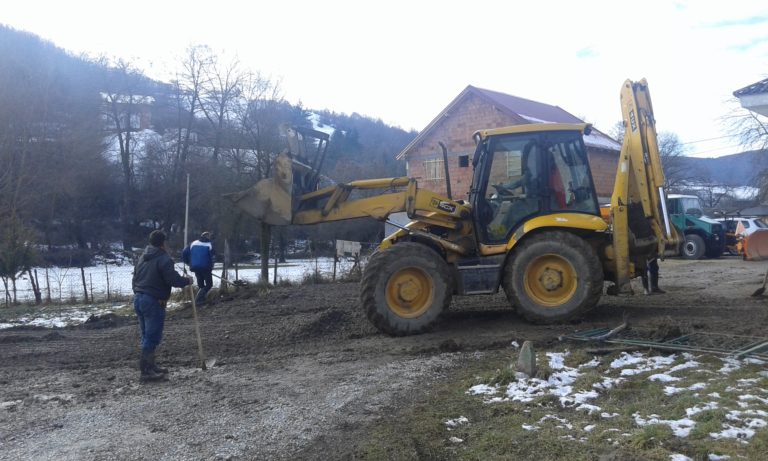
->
xmin=405 ymin=94 xmax=618 ymax=202
xmin=406 ymin=93 xmax=522 ymax=200
xmin=588 ymin=149 xmax=619 ymax=202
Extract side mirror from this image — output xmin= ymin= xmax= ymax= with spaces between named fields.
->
xmin=458 ymin=155 xmax=469 ymax=168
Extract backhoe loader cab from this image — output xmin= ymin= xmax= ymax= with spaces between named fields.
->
xmin=469 ymin=124 xmax=601 ymax=246
xmin=227 ymin=79 xmax=678 ymax=336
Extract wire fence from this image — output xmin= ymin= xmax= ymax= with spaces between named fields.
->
xmin=2 ymin=250 xmax=373 ymax=307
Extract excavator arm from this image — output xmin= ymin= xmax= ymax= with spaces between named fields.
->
xmin=609 ymin=79 xmax=679 ymax=292
xmin=223 ymin=131 xmax=474 ymax=255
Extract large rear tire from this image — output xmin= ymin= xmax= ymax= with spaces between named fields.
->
xmin=682 ymin=234 xmax=705 ymax=260
xmin=503 ymin=231 xmax=603 ymax=324
xmin=360 ymin=242 xmax=452 ymax=336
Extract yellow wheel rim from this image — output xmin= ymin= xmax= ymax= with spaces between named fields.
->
xmin=523 ymin=253 xmax=578 ymax=307
xmin=385 ymin=268 xmax=435 ymax=318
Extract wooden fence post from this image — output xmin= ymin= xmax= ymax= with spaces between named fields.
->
xmin=105 ymin=265 xmax=111 ymax=301
xmin=80 ymin=267 xmax=88 ymax=303
xmin=45 ymin=267 xmax=51 ymax=303
xmin=332 ymin=240 xmax=338 ymax=282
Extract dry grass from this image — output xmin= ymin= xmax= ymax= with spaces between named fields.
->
xmin=354 ymin=347 xmax=768 ymax=460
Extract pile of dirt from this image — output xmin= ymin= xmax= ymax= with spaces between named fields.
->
xmin=81 ymin=312 xmax=128 ymax=329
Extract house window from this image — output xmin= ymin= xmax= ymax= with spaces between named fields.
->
xmin=424 ymin=158 xmax=444 ymax=180
xmin=506 ymin=151 xmax=522 ymax=178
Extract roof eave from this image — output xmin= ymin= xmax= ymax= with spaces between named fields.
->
xmin=395 ymin=86 xmax=474 ymax=160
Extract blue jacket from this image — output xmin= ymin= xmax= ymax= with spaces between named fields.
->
xmin=183 ymin=238 xmax=214 ymax=271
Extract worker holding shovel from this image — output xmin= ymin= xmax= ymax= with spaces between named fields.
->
xmin=132 ymin=230 xmax=194 ymax=383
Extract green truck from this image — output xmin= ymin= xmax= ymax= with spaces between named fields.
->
xmin=667 ymin=194 xmax=725 ymax=259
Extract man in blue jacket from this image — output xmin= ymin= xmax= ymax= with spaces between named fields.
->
xmin=133 ymin=230 xmax=192 ymax=382
xmin=183 ymin=232 xmax=215 ymax=305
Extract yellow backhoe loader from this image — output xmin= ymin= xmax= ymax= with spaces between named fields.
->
xmin=226 ymin=79 xmax=680 ymax=335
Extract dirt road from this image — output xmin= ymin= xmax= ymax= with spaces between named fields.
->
xmin=1 ymin=257 xmax=767 ymax=460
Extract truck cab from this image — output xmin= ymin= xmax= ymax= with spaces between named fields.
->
xmin=667 ymin=194 xmax=724 ymax=259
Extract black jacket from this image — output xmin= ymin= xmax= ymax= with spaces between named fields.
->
xmin=132 ymin=245 xmax=190 ymax=301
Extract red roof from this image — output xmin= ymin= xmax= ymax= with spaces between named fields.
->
xmin=472 ymin=86 xmax=583 ymax=124
xmin=396 ymin=85 xmax=620 ymax=160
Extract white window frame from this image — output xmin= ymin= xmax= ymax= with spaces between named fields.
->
xmin=505 ymin=151 xmax=522 ymax=179
xmin=423 ymin=158 xmax=444 ymax=180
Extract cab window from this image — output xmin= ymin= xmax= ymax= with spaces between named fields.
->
xmin=470 ymin=130 xmax=598 ymax=244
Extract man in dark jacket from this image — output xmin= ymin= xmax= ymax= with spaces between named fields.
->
xmin=182 ymin=232 xmax=215 ymax=305
xmin=133 ymin=230 xmax=192 ymax=382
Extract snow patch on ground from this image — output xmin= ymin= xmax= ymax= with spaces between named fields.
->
xmin=612 ymin=352 xmax=676 ymax=376
xmin=664 ymin=382 xmax=707 ymax=395
xmin=468 ymin=350 xmax=768 ymax=447
xmin=709 ymin=424 xmax=756 ymax=441
xmin=649 ymin=373 xmax=681 ymax=382
xmin=0 ymin=306 xmax=121 ymax=329
xmin=670 ymin=454 xmax=692 ymax=461
xmin=633 ymin=413 xmax=696 ymax=437
xmin=468 ymin=352 xmax=605 ymax=413
xmin=686 ymin=402 xmax=719 ymax=417
xmin=718 ymin=358 xmax=742 ymax=374
xmin=445 ymin=416 xmax=469 ymax=430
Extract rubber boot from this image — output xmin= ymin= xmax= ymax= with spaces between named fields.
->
xmin=148 ymin=351 xmax=168 ymax=375
xmin=140 ymin=351 xmax=165 ymax=383
xmin=195 ymin=288 xmax=207 ymax=306
xmin=651 ymin=273 xmax=665 ymax=294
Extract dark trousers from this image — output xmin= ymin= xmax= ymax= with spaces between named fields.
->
xmin=134 ymin=292 xmax=166 ymax=352
xmin=194 ymin=269 xmax=213 ymax=302
xmin=641 ymin=259 xmax=660 ymax=291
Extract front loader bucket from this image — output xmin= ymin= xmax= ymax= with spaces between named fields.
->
xmin=743 ymin=229 xmax=768 ymax=261
xmin=224 ymin=151 xmax=295 ymax=225
xmin=224 ymin=125 xmax=330 ymax=225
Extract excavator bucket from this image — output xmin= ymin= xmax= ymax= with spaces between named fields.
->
xmin=742 ymin=229 xmax=768 ymax=261
xmin=224 ymin=126 xmax=330 ymax=225
xmin=224 ymin=151 xmax=295 ymax=225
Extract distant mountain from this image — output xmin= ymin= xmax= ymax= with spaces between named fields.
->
xmin=681 ymin=149 xmax=768 ymax=187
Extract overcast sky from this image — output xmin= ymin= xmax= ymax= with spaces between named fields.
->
xmin=3 ymin=1 xmax=767 ymax=157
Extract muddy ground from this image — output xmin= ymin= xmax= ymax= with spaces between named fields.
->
xmin=1 ymin=256 xmax=767 ymax=460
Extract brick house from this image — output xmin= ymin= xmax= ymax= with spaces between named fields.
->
xmin=395 ymin=85 xmax=621 ymax=202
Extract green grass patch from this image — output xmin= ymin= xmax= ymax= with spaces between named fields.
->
xmin=564 ymin=349 xmax=594 ymax=368
xmin=629 ymin=424 xmax=673 ymax=450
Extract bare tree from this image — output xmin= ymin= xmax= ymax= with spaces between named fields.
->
xmin=172 ymin=45 xmax=210 ymax=179
xmin=725 ymin=101 xmax=768 ymax=150
xmin=657 ymin=132 xmax=706 ymax=191
xmin=724 ymin=100 xmax=768 ymax=203
xmin=199 ymin=50 xmax=244 ymax=164
xmin=609 ymin=121 xmax=701 ymax=191
xmin=101 ymin=59 xmax=148 ymax=249
xmin=694 ymin=183 xmax=735 ymax=209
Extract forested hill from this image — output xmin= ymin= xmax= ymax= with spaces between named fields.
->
xmin=0 ymin=24 xmax=416 ymax=260
xmin=689 ymin=149 xmax=768 ymax=187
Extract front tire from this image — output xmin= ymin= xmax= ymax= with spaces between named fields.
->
xmin=682 ymin=234 xmax=706 ymax=260
xmin=360 ymin=242 xmax=452 ymax=336
xmin=503 ymin=231 xmax=603 ymax=324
